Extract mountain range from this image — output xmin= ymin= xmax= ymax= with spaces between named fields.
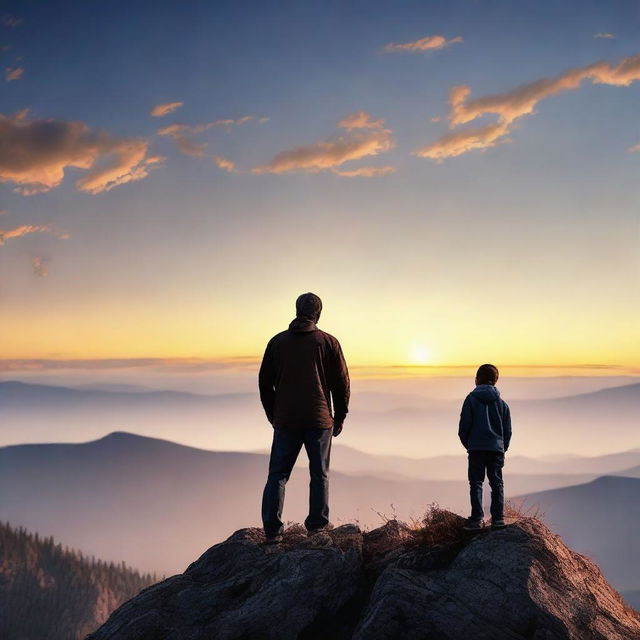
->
xmin=1 ymin=429 xmax=638 ymax=600
xmin=1 ymin=380 xmax=638 ymax=457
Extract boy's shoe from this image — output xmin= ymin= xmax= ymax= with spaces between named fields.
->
xmin=491 ymin=519 xmax=506 ymax=529
xmin=263 ymin=533 xmax=283 ymax=545
xmin=462 ymin=519 xmax=484 ymax=531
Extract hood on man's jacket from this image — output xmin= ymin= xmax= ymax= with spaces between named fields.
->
xmin=288 ymin=317 xmax=318 ymax=333
xmin=471 ymin=384 xmax=501 ymax=404
xmin=289 ymin=292 xmax=322 ymax=333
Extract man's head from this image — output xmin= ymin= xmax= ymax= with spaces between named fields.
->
xmin=295 ymin=292 xmax=322 ymax=323
xmin=475 ymin=363 xmax=499 ymax=386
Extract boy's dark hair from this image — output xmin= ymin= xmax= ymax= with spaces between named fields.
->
xmin=476 ymin=364 xmax=499 ymax=385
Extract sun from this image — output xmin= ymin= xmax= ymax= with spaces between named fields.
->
xmin=410 ymin=344 xmax=432 ymax=365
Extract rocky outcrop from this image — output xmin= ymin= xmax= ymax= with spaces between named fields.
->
xmin=87 ymin=512 xmax=640 ymax=640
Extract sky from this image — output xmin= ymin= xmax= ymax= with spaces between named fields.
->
xmin=1 ymin=0 xmax=639 ymax=375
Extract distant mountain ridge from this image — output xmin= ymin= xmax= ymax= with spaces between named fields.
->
xmin=2 ymin=430 xmax=639 ymax=585
xmin=2 ymin=378 xmax=638 ymax=406
xmin=1 ymin=379 xmax=637 ymax=456
xmin=0 ymin=380 xmax=252 ymax=404
xmin=0 ymin=431 xmax=464 ymax=574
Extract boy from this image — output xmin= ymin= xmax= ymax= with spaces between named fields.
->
xmin=458 ymin=364 xmax=511 ymax=530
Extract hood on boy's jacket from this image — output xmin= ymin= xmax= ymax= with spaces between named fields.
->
xmin=471 ymin=384 xmax=501 ymax=404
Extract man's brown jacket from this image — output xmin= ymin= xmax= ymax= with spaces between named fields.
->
xmin=258 ymin=317 xmax=350 ymax=430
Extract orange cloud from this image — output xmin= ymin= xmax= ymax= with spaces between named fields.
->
xmin=629 ymin=143 xmax=640 ymax=152
xmin=0 ymin=110 xmax=159 ymax=194
xmin=338 ymin=111 xmax=385 ymax=130
xmin=415 ymin=122 xmax=510 ymax=160
xmin=157 ymin=116 xmax=263 ymax=156
xmin=157 ymin=124 xmax=207 ymax=157
xmin=75 ymin=141 xmax=159 ymax=193
xmin=150 ymin=101 xmax=184 ymax=117
xmin=213 ymin=156 xmax=236 ymax=172
xmin=0 ymin=224 xmax=68 ymax=245
xmin=144 ymin=155 xmax=166 ymax=165
xmin=31 ymin=256 xmax=48 ymax=277
xmin=332 ymin=166 xmax=396 ymax=177
xmin=5 ymin=66 xmax=23 ymax=81
xmin=383 ymin=34 xmax=462 ymax=53
xmin=594 ymin=33 xmax=615 ymax=39
xmin=253 ymin=114 xmax=394 ymax=174
xmin=417 ymin=53 xmax=640 ymax=160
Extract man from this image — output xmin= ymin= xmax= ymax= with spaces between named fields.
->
xmin=259 ymin=292 xmax=350 ymax=543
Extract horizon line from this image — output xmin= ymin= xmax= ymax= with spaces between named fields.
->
xmin=0 ymin=358 xmax=638 ymax=377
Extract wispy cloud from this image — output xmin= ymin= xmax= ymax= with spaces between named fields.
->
xmin=629 ymin=143 xmax=640 ymax=152
xmin=594 ymin=32 xmax=615 ymax=40
xmin=150 ymin=101 xmax=184 ymax=117
xmin=5 ymin=66 xmax=23 ymax=81
xmin=416 ymin=53 xmax=640 ymax=160
xmin=0 ymin=223 xmax=68 ymax=245
xmin=198 ymin=116 xmax=258 ymax=129
xmin=332 ymin=166 xmax=396 ymax=177
xmin=31 ymin=256 xmax=48 ymax=277
xmin=337 ymin=111 xmax=385 ymax=130
xmin=383 ymin=34 xmax=462 ymax=54
xmin=213 ymin=156 xmax=236 ymax=172
xmin=157 ymin=115 xmax=265 ymax=157
xmin=157 ymin=124 xmax=207 ymax=156
xmin=253 ymin=112 xmax=394 ymax=175
xmin=416 ymin=122 xmax=510 ymax=160
xmin=0 ymin=357 xmax=260 ymax=372
xmin=2 ymin=15 xmax=23 ymax=28
xmin=76 ymin=141 xmax=160 ymax=194
xmin=0 ymin=109 xmax=161 ymax=194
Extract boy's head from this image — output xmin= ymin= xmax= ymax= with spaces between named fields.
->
xmin=475 ymin=363 xmax=499 ymax=386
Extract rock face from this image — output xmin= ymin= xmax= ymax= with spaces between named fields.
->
xmin=87 ymin=514 xmax=640 ymax=640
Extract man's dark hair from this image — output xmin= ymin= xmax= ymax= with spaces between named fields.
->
xmin=476 ymin=363 xmax=499 ymax=385
xmin=296 ymin=292 xmax=322 ymax=322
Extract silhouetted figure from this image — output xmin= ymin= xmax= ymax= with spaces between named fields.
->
xmin=458 ymin=364 xmax=512 ymax=530
xmin=259 ymin=292 xmax=350 ymax=543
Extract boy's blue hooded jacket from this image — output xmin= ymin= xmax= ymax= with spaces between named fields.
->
xmin=458 ymin=385 xmax=512 ymax=453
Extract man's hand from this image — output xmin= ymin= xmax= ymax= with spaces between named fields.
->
xmin=332 ymin=421 xmax=343 ymax=437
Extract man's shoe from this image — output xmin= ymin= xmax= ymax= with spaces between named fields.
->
xmin=263 ymin=533 xmax=283 ymax=545
xmin=491 ymin=519 xmax=506 ymax=529
xmin=306 ymin=526 xmax=331 ymax=537
xmin=462 ymin=519 xmax=484 ymax=531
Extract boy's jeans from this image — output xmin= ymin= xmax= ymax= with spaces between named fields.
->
xmin=468 ymin=450 xmax=505 ymax=522
xmin=262 ymin=427 xmax=332 ymax=537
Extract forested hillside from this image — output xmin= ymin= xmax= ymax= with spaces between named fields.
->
xmin=0 ymin=521 xmax=157 ymax=639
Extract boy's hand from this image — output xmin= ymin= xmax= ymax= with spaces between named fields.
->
xmin=333 ymin=421 xmax=343 ymax=437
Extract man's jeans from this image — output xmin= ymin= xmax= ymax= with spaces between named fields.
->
xmin=262 ymin=427 xmax=332 ymax=537
xmin=468 ymin=450 xmax=505 ymax=522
